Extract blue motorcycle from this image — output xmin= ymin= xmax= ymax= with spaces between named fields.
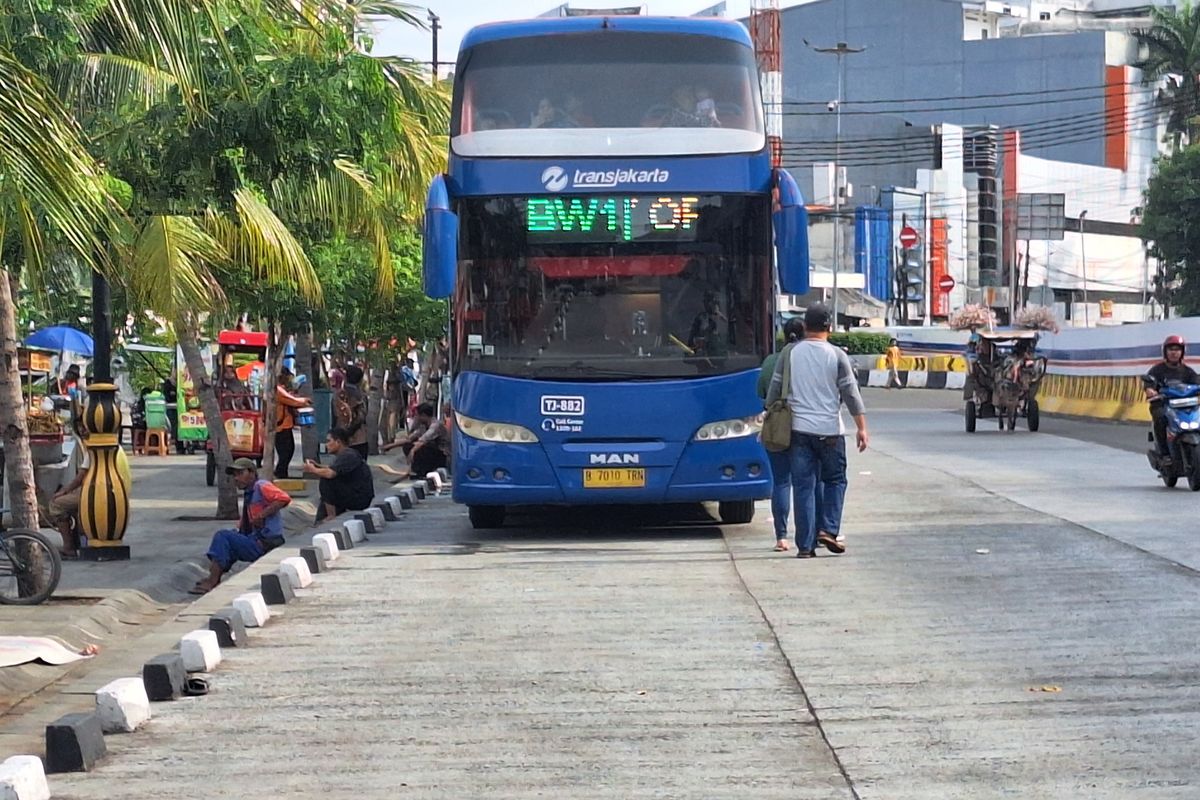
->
xmin=1147 ymin=383 xmax=1200 ymax=490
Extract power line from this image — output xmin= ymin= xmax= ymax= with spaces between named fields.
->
xmin=781 ymin=106 xmax=1171 ymax=168
xmin=779 ymin=84 xmax=1159 ymax=117
xmin=778 ymin=78 xmax=1152 ymax=107
xmin=781 ymin=99 xmax=1166 ymax=154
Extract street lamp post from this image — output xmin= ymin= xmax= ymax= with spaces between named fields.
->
xmin=78 ymin=269 xmax=130 ymax=560
xmin=1079 ymin=210 xmax=1089 ymax=327
xmin=805 ymin=40 xmax=865 ymax=327
xmin=428 ymin=10 xmax=441 ymax=82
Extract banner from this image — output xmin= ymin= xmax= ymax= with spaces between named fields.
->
xmin=177 ymin=345 xmax=213 ymax=441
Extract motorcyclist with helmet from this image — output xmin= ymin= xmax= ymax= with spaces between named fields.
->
xmin=1143 ymin=335 xmax=1200 ymax=462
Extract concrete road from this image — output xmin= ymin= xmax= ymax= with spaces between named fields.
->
xmin=31 ymin=389 xmax=1200 ymax=798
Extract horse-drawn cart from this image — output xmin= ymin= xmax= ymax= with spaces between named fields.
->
xmin=964 ymin=329 xmax=1047 ymax=433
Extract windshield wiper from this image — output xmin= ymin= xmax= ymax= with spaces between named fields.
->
xmin=527 ymin=361 xmax=645 ymax=379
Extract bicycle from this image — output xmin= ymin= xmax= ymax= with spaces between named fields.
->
xmin=0 ymin=507 xmax=62 ymax=605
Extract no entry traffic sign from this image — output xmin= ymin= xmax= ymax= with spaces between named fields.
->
xmin=937 ymin=275 xmax=956 ymax=293
xmin=899 ymin=226 xmax=919 ymax=248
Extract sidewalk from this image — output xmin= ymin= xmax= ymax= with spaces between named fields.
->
xmin=0 ymin=449 xmax=404 ymax=716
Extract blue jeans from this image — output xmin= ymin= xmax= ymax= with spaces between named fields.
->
xmin=206 ymin=530 xmax=280 ymax=572
xmin=767 ymin=449 xmax=791 ymax=539
xmin=787 ymin=432 xmax=848 ymax=552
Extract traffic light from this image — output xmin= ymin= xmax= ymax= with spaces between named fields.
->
xmin=896 ymin=247 xmax=925 ymax=304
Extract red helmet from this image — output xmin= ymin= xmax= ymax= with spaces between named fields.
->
xmin=1163 ymin=335 xmax=1187 ymax=359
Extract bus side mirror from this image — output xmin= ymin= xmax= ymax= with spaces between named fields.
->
xmin=773 ymin=168 xmax=810 ymax=295
xmin=423 ymin=175 xmax=458 ymax=299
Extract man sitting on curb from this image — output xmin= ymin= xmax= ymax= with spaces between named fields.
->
xmin=304 ymin=427 xmax=374 ymax=523
xmin=190 ymin=458 xmax=291 ymax=595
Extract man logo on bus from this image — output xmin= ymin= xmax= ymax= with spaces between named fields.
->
xmin=590 ymin=454 xmax=641 ymax=465
xmin=541 ymin=166 xmax=569 ymax=193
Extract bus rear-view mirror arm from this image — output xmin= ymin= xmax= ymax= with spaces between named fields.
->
xmin=773 ymin=168 xmax=811 ymax=296
xmin=423 ymin=174 xmax=458 ymax=299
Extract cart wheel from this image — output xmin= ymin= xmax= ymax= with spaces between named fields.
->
xmin=1027 ymin=399 xmax=1040 ymax=432
xmin=965 ymin=401 xmax=976 ymax=433
xmin=205 ymin=451 xmax=216 ymax=486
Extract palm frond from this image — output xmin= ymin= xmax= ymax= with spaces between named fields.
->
xmin=131 ymin=214 xmax=229 ymax=317
xmin=57 ymin=52 xmax=178 ymax=116
xmin=354 ymin=0 xmax=425 ymax=28
xmin=221 ymin=188 xmax=324 ymax=305
xmin=269 ymin=160 xmax=394 ymax=299
xmin=0 ymin=51 xmax=111 ymax=276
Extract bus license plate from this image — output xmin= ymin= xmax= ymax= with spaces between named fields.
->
xmin=583 ymin=468 xmax=645 ymax=488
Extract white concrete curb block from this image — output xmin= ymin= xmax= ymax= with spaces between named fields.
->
xmin=279 ymin=556 xmax=314 ymax=589
xmin=946 ymin=372 xmax=966 ymax=390
xmin=232 ymin=593 xmax=271 ymax=628
xmin=367 ymin=507 xmax=385 ymax=529
xmin=343 ymin=519 xmax=366 ymax=543
xmin=907 ymin=371 xmax=928 ymax=389
xmin=95 ymin=677 xmax=151 ymax=733
xmin=867 ymin=369 xmax=889 ymax=388
xmin=312 ymin=532 xmax=339 ymax=562
xmin=385 ymin=496 xmax=403 ymax=517
xmin=426 ymin=472 xmax=444 ymax=493
xmin=0 ymin=755 xmax=50 ymax=800
xmin=180 ymin=630 xmax=222 ymax=672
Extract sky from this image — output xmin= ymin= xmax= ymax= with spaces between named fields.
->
xmin=370 ymin=1 xmax=758 ymax=71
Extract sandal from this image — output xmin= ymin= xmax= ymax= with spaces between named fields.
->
xmin=773 ymin=541 xmax=790 ymax=552
xmin=187 ymin=582 xmax=213 ymax=596
xmin=184 ymin=677 xmax=210 ymax=696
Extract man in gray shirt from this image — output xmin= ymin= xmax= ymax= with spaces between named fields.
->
xmin=764 ymin=304 xmax=869 ymax=558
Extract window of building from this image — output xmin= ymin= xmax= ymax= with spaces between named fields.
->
xmin=1039 ymin=11 xmax=1051 ymax=20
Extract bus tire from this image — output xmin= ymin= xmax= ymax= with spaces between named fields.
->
xmin=468 ymin=505 xmax=505 ymax=529
xmin=718 ymin=500 xmax=755 ymax=525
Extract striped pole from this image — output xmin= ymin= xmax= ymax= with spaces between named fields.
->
xmin=750 ymin=0 xmax=782 ymax=167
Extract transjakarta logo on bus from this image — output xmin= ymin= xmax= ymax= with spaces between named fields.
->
xmin=540 ymin=165 xmax=670 ymax=193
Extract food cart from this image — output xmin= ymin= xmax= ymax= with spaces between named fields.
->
xmin=204 ymin=330 xmax=270 ymax=485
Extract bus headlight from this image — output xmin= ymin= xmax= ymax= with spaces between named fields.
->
xmin=693 ymin=415 xmax=763 ymax=442
xmin=455 ymin=412 xmax=539 ymax=443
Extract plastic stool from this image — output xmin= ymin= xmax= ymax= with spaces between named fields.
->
xmin=142 ymin=428 xmax=169 ymax=456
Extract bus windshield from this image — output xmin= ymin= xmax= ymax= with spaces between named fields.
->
xmin=454 ymin=194 xmax=771 ymax=380
xmin=453 ymin=32 xmax=765 ymax=157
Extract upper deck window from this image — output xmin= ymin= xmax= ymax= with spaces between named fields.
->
xmin=452 ymin=32 xmax=765 ymax=158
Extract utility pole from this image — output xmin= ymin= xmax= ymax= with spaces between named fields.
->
xmin=805 ymin=40 xmax=865 ymax=327
xmin=428 ymin=10 xmax=441 ymax=82
xmin=1079 ymin=210 xmax=1089 ymax=327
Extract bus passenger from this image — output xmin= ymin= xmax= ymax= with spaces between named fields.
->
xmin=530 ymin=97 xmax=571 ymax=129
xmin=695 ymin=86 xmax=720 ymax=126
xmin=564 ymin=93 xmax=594 ymax=127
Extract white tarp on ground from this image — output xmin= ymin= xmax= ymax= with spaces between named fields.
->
xmin=0 ymin=637 xmax=93 ymax=668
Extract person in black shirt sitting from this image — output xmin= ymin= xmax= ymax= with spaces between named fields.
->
xmin=303 ymin=427 xmax=375 ymax=523
xmin=1143 ymin=335 xmax=1200 ymax=462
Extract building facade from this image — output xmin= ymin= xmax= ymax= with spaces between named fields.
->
xmin=776 ymin=0 xmax=1168 ymax=326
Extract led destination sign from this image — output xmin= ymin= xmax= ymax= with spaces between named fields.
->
xmin=526 ymin=195 xmax=703 ymax=243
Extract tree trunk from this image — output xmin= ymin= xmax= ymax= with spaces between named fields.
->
xmin=295 ymin=328 xmax=318 ymax=463
xmin=177 ymin=312 xmax=239 ymax=519
xmin=0 ymin=269 xmax=48 ymax=598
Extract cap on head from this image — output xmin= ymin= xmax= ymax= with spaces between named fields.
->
xmin=225 ymin=457 xmax=258 ymax=475
xmin=804 ymin=303 xmax=833 ymax=332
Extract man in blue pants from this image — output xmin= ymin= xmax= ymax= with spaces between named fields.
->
xmin=764 ymin=304 xmax=869 ymax=558
xmin=191 ymin=458 xmax=291 ymax=593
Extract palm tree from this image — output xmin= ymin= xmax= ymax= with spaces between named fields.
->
xmin=0 ymin=52 xmax=116 ymax=535
xmin=1135 ymin=2 xmax=1200 ymax=149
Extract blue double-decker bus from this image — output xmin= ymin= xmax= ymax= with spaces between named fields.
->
xmin=422 ymin=14 xmax=810 ymax=529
